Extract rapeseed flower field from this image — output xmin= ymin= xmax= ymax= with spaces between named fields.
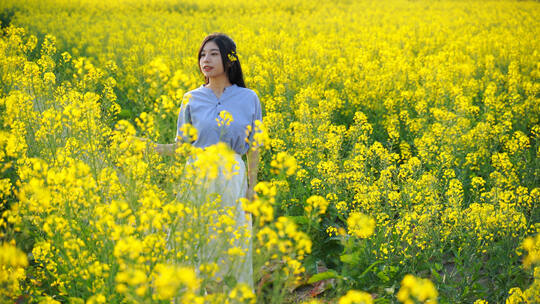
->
xmin=0 ymin=0 xmax=539 ymax=303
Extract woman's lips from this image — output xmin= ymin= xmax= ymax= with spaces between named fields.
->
xmin=203 ymin=66 xmax=213 ymax=71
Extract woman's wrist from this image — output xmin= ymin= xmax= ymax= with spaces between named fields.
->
xmin=156 ymin=143 xmax=177 ymax=156
xmin=246 ymin=186 xmax=255 ymax=200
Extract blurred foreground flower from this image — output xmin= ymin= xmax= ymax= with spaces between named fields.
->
xmin=397 ymin=274 xmax=438 ymax=304
xmin=338 ymin=290 xmax=373 ymax=304
xmin=346 ymin=212 xmax=375 ymax=238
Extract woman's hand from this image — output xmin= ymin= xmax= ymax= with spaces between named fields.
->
xmin=134 ymin=137 xmax=177 ymax=156
xmin=135 ymin=136 xmax=151 ymax=144
xmin=134 ymin=136 xmax=157 ymax=152
xmin=246 ymin=187 xmax=255 ymax=201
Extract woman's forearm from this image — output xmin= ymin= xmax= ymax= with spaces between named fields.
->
xmin=154 ymin=143 xmax=177 ymax=156
xmin=246 ymin=148 xmax=259 ymax=199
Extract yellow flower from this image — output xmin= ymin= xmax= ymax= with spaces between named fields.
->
xmin=304 ymin=195 xmax=329 ymax=216
xmin=347 ymin=212 xmax=375 ymax=238
xmin=0 ymin=242 xmax=28 ymax=298
xmin=38 ymin=296 xmax=61 ymax=304
xmin=178 ymin=123 xmax=198 ymax=142
xmin=270 ymin=151 xmax=297 ymax=175
xmin=227 ymin=52 xmax=238 ymax=62
xmin=338 ymin=290 xmax=373 ymax=304
xmin=0 ymin=243 xmax=29 ymax=268
xmin=227 ymin=246 xmax=246 ymax=257
xmin=523 ymin=234 xmax=540 ymax=268
xmin=153 ymin=264 xmax=199 ymax=300
xmin=397 ymin=274 xmax=438 ymax=304
xmin=249 ymin=120 xmax=270 ymax=149
xmin=229 ymin=283 xmax=255 ymax=304
xmin=326 ymin=226 xmax=338 ymax=237
xmin=216 ymin=110 xmax=234 ymax=127
xmin=87 ymin=294 xmax=106 ymax=304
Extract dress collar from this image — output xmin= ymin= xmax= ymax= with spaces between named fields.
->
xmin=201 ymin=83 xmax=237 ymax=92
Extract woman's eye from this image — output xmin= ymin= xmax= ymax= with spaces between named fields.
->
xmin=201 ymin=52 xmax=219 ymax=57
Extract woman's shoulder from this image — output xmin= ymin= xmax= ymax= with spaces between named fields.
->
xmin=235 ymin=85 xmax=259 ymax=101
xmin=236 ymin=86 xmax=261 ymax=115
xmin=181 ymin=85 xmax=208 ymax=103
xmin=185 ymin=85 xmax=206 ymax=96
xmin=236 ymin=84 xmax=255 ymax=93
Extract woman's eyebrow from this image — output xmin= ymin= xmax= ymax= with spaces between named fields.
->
xmin=202 ymin=48 xmax=220 ymax=52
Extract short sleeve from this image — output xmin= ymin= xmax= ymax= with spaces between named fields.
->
xmin=247 ymin=92 xmax=263 ymax=149
xmin=175 ymin=95 xmax=192 ymax=143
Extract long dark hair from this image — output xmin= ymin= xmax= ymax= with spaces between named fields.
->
xmin=198 ymin=33 xmax=246 ymax=88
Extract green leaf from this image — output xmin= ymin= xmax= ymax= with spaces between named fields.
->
xmin=307 ymin=270 xmax=338 ymax=284
xmin=287 ymin=215 xmax=309 ymax=225
xmin=430 ymin=267 xmax=441 ymax=281
xmin=224 ymin=275 xmax=237 ymax=288
xmin=357 ymin=260 xmax=383 ymax=279
xmin=340 ymin=253 xmax=360 ymax=265
xmin=376 ymin=271 xmax=390 ymax=282
xmin=68 ymin=298 xmax=85 ymax=304
xmin=118 ymin=108 xmax=132 ymax=119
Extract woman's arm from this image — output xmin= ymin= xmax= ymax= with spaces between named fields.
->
xmin=136 ymin=137 xmax=177 ymax=156
xmin=154 ymin=143 xmax=177 ymax=156
xmin=246 ymin=147 xmax=260 ymax=201
xmin=246 ymin=93 xmax=263 ymax=201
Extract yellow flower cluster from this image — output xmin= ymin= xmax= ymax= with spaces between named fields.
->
xmin=185 ymin=142 xmax=240 ymax=182
xmin=326 ymin=226 xmax=338 ymax=237
xmin=347 ymin=212 xmax=375 ymax=239
xmin=397 ymin=274 xmax=438 ymax=304
xmin=338 ymin=290 xmax=373 ymax=304
xmin=0 ymin=243 xmax=28 ymax=300
xmin=270 ymin=151 xmax=297 ymax=176
xmin=217 ymin=110 xmax=234 ymax=127
xmin=241 ymin=181 xmax=276 ymax=225
xmin=523 ymin=234 xmax=540 ymax=269
xmin=506 ymin=280 xmax=540 ymax=304
xmin=228 ymin=283 xmax=256 ymax=304
xmin=505 ymin=234 xmax=540 ymax=303
xmin=304 ymin=195 xmax=329 ymax=217
xmin=256 ymin=216 xmax=312 ymax=287
xmin=152 ymin=264 xmax=199 ymax=300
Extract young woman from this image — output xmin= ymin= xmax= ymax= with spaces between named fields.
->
xmin=151 ymin=33 xmax=262 ymax=291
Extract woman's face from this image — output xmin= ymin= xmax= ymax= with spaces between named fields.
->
xmin=200 ymin=40 xmax=225 ymax=79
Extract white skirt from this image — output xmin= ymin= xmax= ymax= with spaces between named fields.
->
xmin=184 ymin=152 xmax=254 ymax=290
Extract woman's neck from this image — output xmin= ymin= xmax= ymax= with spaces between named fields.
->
xmin=205 ymin=75 xmax=233 ymax=93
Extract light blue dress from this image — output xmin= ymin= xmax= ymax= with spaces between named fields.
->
xmin=175 ymin=83 xmax=262 ymax=291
